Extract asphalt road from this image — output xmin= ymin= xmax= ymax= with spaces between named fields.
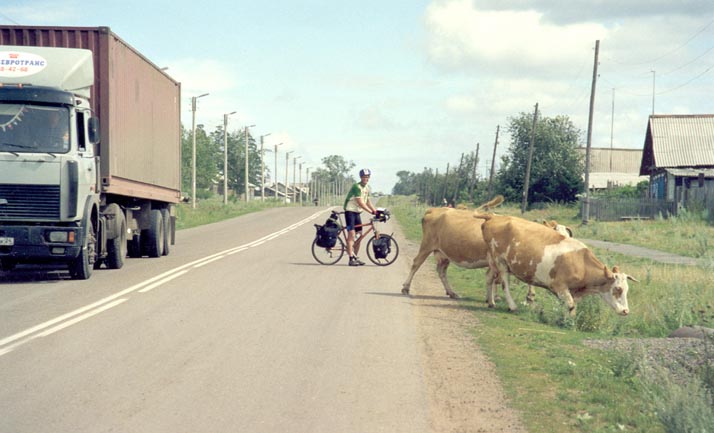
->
xmin=0 ymin=207 xmax=430 ymax=433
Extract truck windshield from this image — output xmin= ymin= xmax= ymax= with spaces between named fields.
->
xmin=0 ymin=104 xmax=70 ymax=154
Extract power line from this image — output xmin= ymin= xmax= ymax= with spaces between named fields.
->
xmin=599 ymin=61 xmax=714 ymax=97
xmin=0 ymin=12 xmax=19 ymax=24
xmin=603 ymin=18 xmax=714 ymax=66
xmin=661 ymin=43 xmax=714 ymax=76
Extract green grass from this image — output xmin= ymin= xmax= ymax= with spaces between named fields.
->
xmin=175 ymin=196 xmax=288 ymax=230
xmin=176 ymin=194 xmax=713 ymax=432
xmin=380 ymin=195 xmax=714 ymax=433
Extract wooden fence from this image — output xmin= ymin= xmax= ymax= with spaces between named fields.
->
xmin=583 ymin=194 xmax=714 ymax=222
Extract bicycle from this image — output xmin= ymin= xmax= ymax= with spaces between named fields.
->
xmin=311 ymin=209 xmax=399 ymax=266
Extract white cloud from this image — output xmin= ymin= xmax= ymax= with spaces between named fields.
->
xmin=445 ymin=94 xmax=477 ymax=113
xmin=356 ymin=106 xmax=399 ymax=130
xmin=425 ymin=0 xmax=607 ymax=73
xmin=166 ymin=57 xmax=237 ymax=96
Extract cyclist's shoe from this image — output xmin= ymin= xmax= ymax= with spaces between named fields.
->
xmin=349 ymin=256 xmax=365 ymax=266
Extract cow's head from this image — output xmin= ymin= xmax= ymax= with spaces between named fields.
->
xmin=600 ymin=266 xmax=638 ymax=316
xmin=543 ymin=220 xmax=573 ymax=238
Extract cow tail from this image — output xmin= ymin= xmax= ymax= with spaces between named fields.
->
xmin=474 ymin=195 xmax=504 ymax=213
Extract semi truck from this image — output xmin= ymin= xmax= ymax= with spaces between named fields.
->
xmin=0 ymin=26 xmax=181 ymax=279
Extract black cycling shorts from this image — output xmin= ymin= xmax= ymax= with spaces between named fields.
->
xmin=345 ymin=211 xmax=363 ymax=232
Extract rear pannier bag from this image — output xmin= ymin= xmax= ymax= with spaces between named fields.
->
xmin=315 ymin=221 xmax=340 ymax=248
xmin=372 ymin=236 xmax=391 ymax=259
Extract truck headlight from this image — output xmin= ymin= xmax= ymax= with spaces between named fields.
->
xmin=47 ymin=231 xmax=75 ymax=243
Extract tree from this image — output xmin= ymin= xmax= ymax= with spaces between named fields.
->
xmin=181 ymin=124 xmax=219 ymax=194
xmin=392 ymin=170 xmax=417 ymax=196
xmin=206 ymin=126 xmax=263 ymax=199
xmin=496 ymin=112 xmax=584 ymax=204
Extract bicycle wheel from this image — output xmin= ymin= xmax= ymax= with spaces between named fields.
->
xmin=311 ymin=236 xmax=346 ymax=265
xmin=366 ymin=234 xmax=399 ymax=266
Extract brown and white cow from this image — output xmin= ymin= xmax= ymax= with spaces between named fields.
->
xmin=476 ymin=214 xmax=637 ymax=316
xmin=401 ymin=196 xmax=504 ymax=299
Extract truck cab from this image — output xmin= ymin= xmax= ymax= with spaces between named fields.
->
xmin=0 ymin=46 xmax=101 ymax=278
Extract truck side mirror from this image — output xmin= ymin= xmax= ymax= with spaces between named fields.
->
xmin=88 ymin=117 xmax=100 ymax=144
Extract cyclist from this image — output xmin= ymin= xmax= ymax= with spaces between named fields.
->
xmin=343 ymin=168 xmax=378 ymax=266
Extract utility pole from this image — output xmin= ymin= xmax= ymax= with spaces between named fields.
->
xmin=651 ymin=70 xmax=656 ymax=115
xmin=470 ymin=143 xmax=479 ymax=201
xmin=452 ymin=153 xmax=464 ymax=204
xmin=191 ymin=93 xmax=208 ymax=209
xmin=298 ymin=163 xmax=303 ymax=205
xmin=260 ymin=133 xmax=271 ymax=201
xmin=487 ymin=125 xmax=499 ymax=199
xmin=442 ymin=163 xmax=450 ymax=205
xmin=222 ymin=111 xmax=236 ymax=205
xmin=285 ymin=151 xmax=293 ymax=204
xmin=610 ymin=88 xmax=615 ymax=173
xmin=273 ymin=142 xmax=282 ymax=201
xmin=293 ymin=155 xmax=301 ymax=203
xmin=521 ymin=103 xmax=538 ymax=214
xmin=583 ymin=39 xmax=600 ymax=224
xmin=244 ymin=124 xmax=255 ymax=202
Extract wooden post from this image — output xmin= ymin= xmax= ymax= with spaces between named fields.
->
xmin=521 ymin=103 xmax=538 ymax=214
xmin=487 ymin=126 xmax=499 ymax=199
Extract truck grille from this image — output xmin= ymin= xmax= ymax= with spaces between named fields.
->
xmin=0 ymin=185 xmax=61 ymax=219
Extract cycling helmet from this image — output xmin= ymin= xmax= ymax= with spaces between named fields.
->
xmin=359 ymin=168 xmax=371 ymax=177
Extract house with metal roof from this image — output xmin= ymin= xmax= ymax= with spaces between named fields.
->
xmin=639 ymin=114 xmax=714 ymax=203
xmin=578 ymin=147 xmax=647 ymax=189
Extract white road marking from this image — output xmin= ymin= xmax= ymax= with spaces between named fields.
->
xmin=0 ymin=209 xmax=329 ymax=357
xmin=0 ymin=299 xmax=128 ymax=356
xmin=138 ymin=270 xmax=189 ymax=292
xmin=37 ymin=299 xmax=128 ymax=337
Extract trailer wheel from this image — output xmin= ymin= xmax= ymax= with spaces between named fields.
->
xmin=160 ymin=208 xmax=171 ymax=256
xmin=142 ymin=209 xmax=164 ymax=258
xmin=70 ymin=219 xmax=96 ymax=280
xmin=106 ymin=211 xmax=127 ymax=269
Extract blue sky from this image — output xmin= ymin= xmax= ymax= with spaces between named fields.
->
xmin=2 ymin=0 xmax=713 ymax=193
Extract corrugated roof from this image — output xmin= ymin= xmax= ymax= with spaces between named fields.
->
xmin=665 ymin=168 xmax=714 ymax=178
xmin=586 ymin=172 xmax=648 ymax=189
xmin=649 ymin=115 xmax=714 ymax=167
xmin=578 ymin=147 xmax=642 ymax=173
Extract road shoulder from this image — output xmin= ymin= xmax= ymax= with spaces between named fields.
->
xmin=396 ymin=230 xmax=528 ymax=433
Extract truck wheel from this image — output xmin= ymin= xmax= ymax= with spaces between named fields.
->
xmin=70 ymin=220 xmax=96 ymax=280
xmin=160 ymin=208 xmax=171 ymax=256
xmin=142 ymin=209 xmax=164 ymax=258
xmin=106 ymin=211 xmax=127 ymax=269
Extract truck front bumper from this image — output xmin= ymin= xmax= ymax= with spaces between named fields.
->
xmin=0 ymin=224 xmax=83 ymax=263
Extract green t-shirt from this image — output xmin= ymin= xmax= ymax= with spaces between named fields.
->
xmin=344 ymin=182 xmax=371 ymax=212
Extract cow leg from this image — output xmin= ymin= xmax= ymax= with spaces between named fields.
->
xmin=555 ymin=288 xmax=577 ymax=316
xmin=401 ymin=247 xmax=434 ymax=295
xmin=485 ymin=267 xmax=499 ymax=308
xmin=495 ymin=263 xmax=518 ymax=312
xmin=526 ymin=285 xmax=536 ymax=304
xmin=435 ymin=253 xmax=458 ymax=299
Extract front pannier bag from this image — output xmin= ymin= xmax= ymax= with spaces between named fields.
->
xmin=372 ymin=236 xmax=391 ymax=259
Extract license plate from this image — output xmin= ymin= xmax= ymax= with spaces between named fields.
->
xmin=0 ymin=237 xmax=14 ymax=246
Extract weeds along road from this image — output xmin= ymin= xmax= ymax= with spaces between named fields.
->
xmin=0 ymin=206 xmax=438 ymax=433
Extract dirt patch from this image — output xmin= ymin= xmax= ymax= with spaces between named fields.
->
xmin=398 ymin=234 xmax=528 ymax=433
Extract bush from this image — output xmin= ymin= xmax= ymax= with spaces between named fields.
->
xmin=642 ymin=363 xmax=714 ymax=433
